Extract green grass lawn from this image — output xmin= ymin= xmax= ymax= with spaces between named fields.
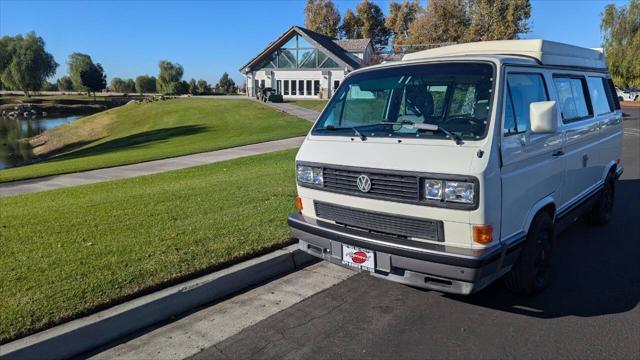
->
xmin=0 ymin=98 xmax=310 ymax=183
xmin=0 ymin=149 xmax=300 ymax=343
xmin=287 ymin=100 xmax=328 ymax=112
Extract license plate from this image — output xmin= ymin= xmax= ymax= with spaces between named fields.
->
xmin=342 ymin=244 xmax=375 ymax=272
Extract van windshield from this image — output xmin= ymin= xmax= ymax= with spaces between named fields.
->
xmin=312 ymin=63 xmax=494 ymax=140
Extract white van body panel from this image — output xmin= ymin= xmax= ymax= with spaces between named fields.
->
xmin=402 ymin=39 xmax=606 ymax=70
xmin=499 ymin=67 xmax=565 ymax=240
xmin=289 ymin=42 xmax=623 ymax=294
xmin=295 ymin=136 xmax=495 ymax=249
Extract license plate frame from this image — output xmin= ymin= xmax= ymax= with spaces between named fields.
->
xmin=341 ymin=244 xmax=375 ymax=272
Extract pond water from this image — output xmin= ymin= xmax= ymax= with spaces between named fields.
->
xmin=0 ymin=115 xmax=82 ymax=170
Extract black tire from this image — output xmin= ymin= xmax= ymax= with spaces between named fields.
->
xmin=588 ymin=172 xmax=615 ymax=226
xmin=504 ymin=212 xmax=554 ymax=295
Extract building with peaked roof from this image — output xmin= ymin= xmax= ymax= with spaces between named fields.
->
xmin=239 ymin=26 xmax=373 ymax=99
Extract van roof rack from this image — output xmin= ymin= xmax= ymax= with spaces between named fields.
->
xmin=402 ymin=39 xmax=607 ymax=70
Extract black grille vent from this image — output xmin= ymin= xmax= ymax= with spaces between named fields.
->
xmin=314 ymin=201 xmax=443 ymax=241
xmin=322 ymin=168 xmax=419 ymax=201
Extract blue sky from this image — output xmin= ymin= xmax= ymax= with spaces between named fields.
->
xmin=0 ymin=0 xmax=629 ymax=85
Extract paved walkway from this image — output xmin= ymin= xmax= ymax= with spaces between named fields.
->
xmin=260 ymin=102 xmax=320 ymax=122
xmin=195 ymin=95 xmax=322 ymax=123
xmin=0 ymin=137 xmax=305 ymax=197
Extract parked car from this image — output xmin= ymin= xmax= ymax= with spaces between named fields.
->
xmin=288 ymin=40 xmax=623 ymax=295
xmin=616 ymin=88 xmax=639 ymax=102
xmin=256 ymin=87 xmax=277 ymax=102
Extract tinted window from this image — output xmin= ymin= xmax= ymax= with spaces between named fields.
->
xmin=587 ymin=77 xmax=613 ymax=115
xmin=506 ymin=73 xmax=548 ymax=134
xmin=606 ymin=78 xmax=621 ymax=110
xmin=553 ymin=76 xmax=592 ymax=121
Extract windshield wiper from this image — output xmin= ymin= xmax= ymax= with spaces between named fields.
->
xmin=324 ymin=125 xmax=367 ymax=141
xmin=378 ymin=121 xmax=464 ymax=145
xmin=324 ymin=121 xmax=463 ymax=145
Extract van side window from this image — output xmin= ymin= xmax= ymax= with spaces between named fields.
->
xmin=587 ymin=77 xmax=613 ymax=115
xmin=606 ymin=78 xmax=621 ymax=110
xmin=504 ymin=73 xmax=548 ymax=135
xmin=553 ymin=76 xmax=593 ymax=122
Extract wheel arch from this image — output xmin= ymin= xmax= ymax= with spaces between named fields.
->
xmin=524 ymin=195 xmax=556 ymax=234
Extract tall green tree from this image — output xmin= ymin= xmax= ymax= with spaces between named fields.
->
xmin=156 ymin=60 xmax=184 ymax=95
xmin=216 ymin=72 xmax=236 ymax=94
xmin=340 ymin=9 xmax=362 ymax=39
xmin=135 ymin=75 xmax=157 ymax=94
xmin=176 ymin=80 xmax=190 ymax=95
xmin=42 ymin=80 xmax=57 ymax=91
xmin=304 ymin=0 xmax=341 ymax=37
xmin=56 ymin=76 xmax=73 ymax=91
xmin=67 ymin=53 xmax=106 ymax=97
xmin=601 ymin=0 xmax=640 ymax=88
xmin=405 ymin=0 xmax=468 ymax=50
xmin=124 ymin=78 xmax=136 ymax=93
xmin=403 ymin=0 xmax=531 ymax=51
xmin=82 ymin=63 xmax=107 ymax=98
xmin=464 ymin=0 xmax=531 ymax=42
xmin=355 ymin=0 xmax=390 ymax=50
xmin=386 ymin=0 xmax=421 ymax=51
xmin=0 ymin=32 xmax=58 ymax=97
xmin=196 ymin=79 xmax=211 ymax=95
xmin=110 ymin=77 xmax=126 ymax=93
xmin=188 ymin=78 xmax=198 ymax=95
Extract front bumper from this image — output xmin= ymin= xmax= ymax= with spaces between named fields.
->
xmin=288 ymin=213 xmax=523 ymax=295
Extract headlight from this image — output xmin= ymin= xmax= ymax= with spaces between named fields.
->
xmin=296 ymin=165 xmax=323 ymax=186
xmin=424 ymin=179 xmax=443 ymax=200
xmin=444 ymin=181 xmax=474 ymax=204
xmin=424 ymin=178 xmax=475 ymax=205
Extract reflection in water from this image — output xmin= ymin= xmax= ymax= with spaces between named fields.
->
xmin=0 ymin=116 xmax=81 ymax=169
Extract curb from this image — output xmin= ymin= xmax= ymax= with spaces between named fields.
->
xmin=0 ymin=244 xmax=315 ymax=360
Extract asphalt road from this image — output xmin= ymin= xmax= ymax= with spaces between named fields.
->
xmin=193 ymin=107 xmax=640 ymax=360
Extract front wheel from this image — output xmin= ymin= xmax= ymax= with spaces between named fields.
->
xmin=504 ymin=212 xmax=554 ymax=295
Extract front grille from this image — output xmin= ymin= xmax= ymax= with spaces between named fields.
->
xmin=323 ymin=167 xmax=419 ymax=202
xmin=314 ymin=201 xmax=443 ymax=241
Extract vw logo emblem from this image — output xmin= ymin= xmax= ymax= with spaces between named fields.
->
xmin=356 ymin=175 xmax=371 ymax=193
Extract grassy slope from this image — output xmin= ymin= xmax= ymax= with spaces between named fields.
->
xmin=0 ymin=98 xmax=310 ymax=182
xmin=287 ymin=100 xmax=327 ymax=112
xmin=0 ymin=149 xmax=299 ymax=343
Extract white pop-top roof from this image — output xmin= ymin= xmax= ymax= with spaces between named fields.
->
xmin=402 ymin=39 xmax=607 ymax=69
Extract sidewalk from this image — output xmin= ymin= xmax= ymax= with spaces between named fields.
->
xmin=260 ymin=101 xmax=320 ymax=122
xmin=0 ymin=137 xmax=304 ymax=197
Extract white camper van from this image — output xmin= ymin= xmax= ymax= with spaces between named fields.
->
xmin=288 ymin=40 xmax=623 ymax=295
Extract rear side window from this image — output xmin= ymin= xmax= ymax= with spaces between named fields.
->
xmin=587 ymin=77 xmax=613 ymax=115
xmin=504 ymin=73 xmax=548 ymax=135
xmin=553 ymin=76 xmax=593 ymax=122
xmin=606 ymin=78 xmax=621 ymax=110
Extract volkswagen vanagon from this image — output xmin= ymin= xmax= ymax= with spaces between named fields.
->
xmin=288 ymin=40 xmax=623 ymax=295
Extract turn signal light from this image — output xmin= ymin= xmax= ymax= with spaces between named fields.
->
xmin=295 ymin=196 xmax=303 ymax=211
xmin=473 ymin=225 xmax=493 ymax=244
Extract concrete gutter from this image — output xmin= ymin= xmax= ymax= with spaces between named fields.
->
xmin=0 ymin=244 xmax=315 ymax=360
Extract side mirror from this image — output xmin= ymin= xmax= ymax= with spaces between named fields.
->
xmin=529 ymin=101 xmax=558 ymax=134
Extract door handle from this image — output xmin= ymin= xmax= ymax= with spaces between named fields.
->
xmin=552 ymin=150 xmax=564 ymax=157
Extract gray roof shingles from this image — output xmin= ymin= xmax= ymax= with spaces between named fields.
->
xmin=333 ymin=39 xmax=371 ymax=52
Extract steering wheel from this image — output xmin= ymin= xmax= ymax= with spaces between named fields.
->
xmin=446 ymin=115 xmax=480 ymax=126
